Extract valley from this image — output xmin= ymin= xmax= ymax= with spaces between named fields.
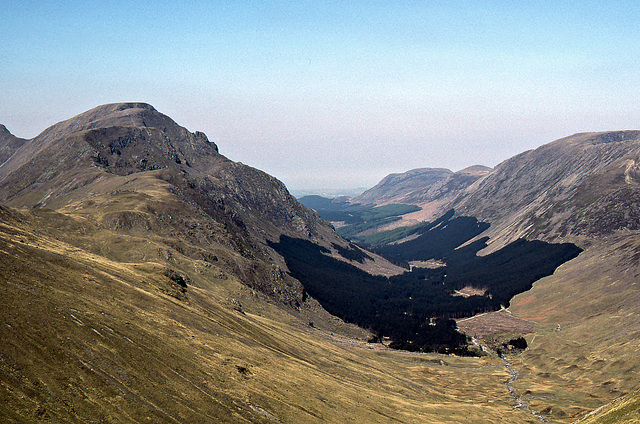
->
xmin=0 ymin=203 xmax=538 ymax=424
xmin=1 ymin=104 xmax=640 ymax=423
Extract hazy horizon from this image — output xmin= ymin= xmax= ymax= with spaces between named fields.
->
xmin=3 ymin=1 xmax=640 ymax=191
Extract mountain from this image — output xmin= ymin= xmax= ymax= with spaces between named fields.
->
xmin=352 ymin=167 xmax=453 ymax=205
xmin=0 ymin=124 xmax=27 ymax=166
xmin=0 ymin=103 xmax=548 ymax=424
xmin=351 ymin=131 xmax=640 ymax=251
xmin=0 ymin=103 xmax=403 ymax=302
xmin=353 ymin=166 xmax=492 ymax=207
xmin=451 ymin=131 xmax=640 ymax=251
xmin=2 ymin=104 xmax=640 ymax=423
xmin=312 ymin=130 xmax=640 ymax=422
xmin=351 ymin=165 xmax=492 ymax=223
xmin=453 ymin=131 xmax=640 ymax=421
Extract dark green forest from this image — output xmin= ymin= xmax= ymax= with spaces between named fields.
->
xmin=271 ymin=210 xmax=582 ymax=354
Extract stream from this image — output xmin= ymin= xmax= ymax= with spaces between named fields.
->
xmin=472 ymin=338 xmax=551 ymax=423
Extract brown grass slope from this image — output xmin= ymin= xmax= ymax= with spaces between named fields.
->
xmin=0 ymin=103 xmax=538 ymax=423
xmin=0 ymin=205 xmax=539 ymax=424
xmin=576 ymin=387 xmax=640 ymax=424
xmin=503 ymin=235 xmax=640 ymax=422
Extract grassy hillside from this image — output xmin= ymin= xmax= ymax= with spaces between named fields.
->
xmin=0 ymin=205 xmax=544 ymax=424
xmin=506 ymin=235 xmax=640 ymax=422
xmin=577 ymin=388 xmax=640 ymax=424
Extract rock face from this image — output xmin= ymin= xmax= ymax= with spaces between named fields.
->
xmin=0 ymin=102 xmax=368 ymax=306
xmin=0 ymin=103 xmax=327 ymax=237
xmin=0 ymin=124 xmax=27 ymax=166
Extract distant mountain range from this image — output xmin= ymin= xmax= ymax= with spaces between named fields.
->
xmin=2 ymin=104 xmax=640 ymax=423
xmin=352 ymin=165 xmax=491 ymax=207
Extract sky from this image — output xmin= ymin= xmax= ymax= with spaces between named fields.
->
xmin=2 ymin=1 xmax=640 ymax=192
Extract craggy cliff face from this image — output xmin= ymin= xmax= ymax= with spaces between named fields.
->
xmin=0 ymin=103 xmax=359 ymax=306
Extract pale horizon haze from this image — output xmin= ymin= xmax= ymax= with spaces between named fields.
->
xmin=3 ymin=1 xmax=640 ymax=192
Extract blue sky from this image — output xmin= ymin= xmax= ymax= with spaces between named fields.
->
xmin=3 ymin=1 xmax=640 ymax=191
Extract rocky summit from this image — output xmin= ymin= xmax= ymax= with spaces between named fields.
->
xmin=0 ymin=103 xmax=400 ymax=305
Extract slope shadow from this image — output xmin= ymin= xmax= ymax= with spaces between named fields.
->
xmin=270 ymin=210 xmax=582 ymax=353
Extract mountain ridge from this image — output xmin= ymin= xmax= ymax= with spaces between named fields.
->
xmin=450 ymin=130 xmax=640 ymax=252
xmin=352 ymin=167 xmax=453 ymax=206
xmin=0 ymin=103 xmax=401 ymax=309
xmin=3 ymin=104 xmax=640 ymax=423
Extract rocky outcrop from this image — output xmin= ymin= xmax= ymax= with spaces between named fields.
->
xmin=0 ymin=124 xmax=27 ymax=167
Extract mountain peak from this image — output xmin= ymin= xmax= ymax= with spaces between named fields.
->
xmin=553 ymin=130 xmax=640 ymax=147
xmin=33 ymin=102 xmax=184 ymax=144
xmin=0 ymin=103 xmax=220 ymax=193
xmin=455 ymin=165 xmax=492 ymax=176
xmin=0 ymin=124 xmax=28 ymax=165
xmin=74 ymin=102 xmax=159 ymax=124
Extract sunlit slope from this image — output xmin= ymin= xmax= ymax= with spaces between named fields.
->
xmin=577 ymin=387 xmax=640 ymax=424
xmin=508 ymin=235 xmax=640 ymax=422
xmin=0 ymin=206 xmax=540 ymax=424
xmin=453 ymin=131 xmax=640 ymax=252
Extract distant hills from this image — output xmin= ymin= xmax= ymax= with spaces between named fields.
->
xmin=2 ymin=104 xmax=640 ymax=423
xmin=352 ymin=165 xmax=491 ymax=209
xmin=297 ymin=165 xmax=492 ymax=242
